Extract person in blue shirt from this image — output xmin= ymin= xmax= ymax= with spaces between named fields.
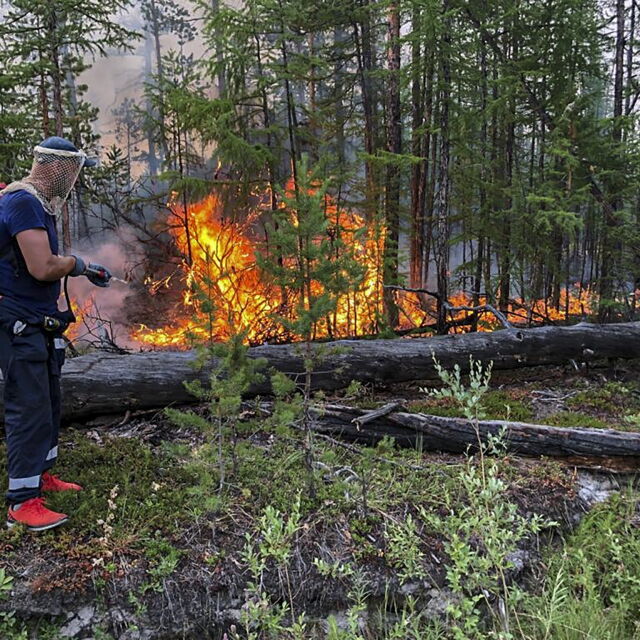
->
xmin=0 ymin=137 xmax=112 ymax=531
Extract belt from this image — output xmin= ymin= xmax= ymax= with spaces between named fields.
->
xmin=12 ymin=313 xmax=72 ymax=336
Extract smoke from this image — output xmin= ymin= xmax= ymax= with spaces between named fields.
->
xmin=65 ymin=228 xmax=144 ymax=349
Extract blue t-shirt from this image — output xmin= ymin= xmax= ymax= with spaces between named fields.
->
xmin=0 ymin=190 xmax=60 ymax=317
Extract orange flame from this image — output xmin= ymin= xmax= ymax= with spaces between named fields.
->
xmin=130 ymin=190 xmax=593 ymax=348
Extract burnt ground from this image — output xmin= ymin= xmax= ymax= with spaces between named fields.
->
xmin=0 ymin=359 xmax=640 ymax=639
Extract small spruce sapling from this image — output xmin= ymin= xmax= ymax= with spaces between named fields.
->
xmin=257 ymin=154 xmax=365 ymax=496
xmin=166 ymin=331 xmax=266 ymax=497
xmin=165 ymin=262 xmax=267 ymax=497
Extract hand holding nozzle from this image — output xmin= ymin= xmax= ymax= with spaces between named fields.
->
xmin=69 ymin=255 xmax=112 ymax=287
xmin=84 ymin=263 xmax=112 ymax=287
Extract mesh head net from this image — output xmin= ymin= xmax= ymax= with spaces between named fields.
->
xmin=24 ymin=145 xmax=86 ymax=216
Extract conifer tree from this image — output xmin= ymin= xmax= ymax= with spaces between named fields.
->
xmin=0 ymin=0 xmax=137 ymax=247
xmin=140 ymin=0 xmax=196 ymax=167
xmin=258 ymin=155 xmax=365 ymax=491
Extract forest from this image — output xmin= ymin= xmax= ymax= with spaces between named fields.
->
xmin=0 ymin=0 xmax=640 ymax=638
xmin=0 ymin=0 xmax=639 ymax=340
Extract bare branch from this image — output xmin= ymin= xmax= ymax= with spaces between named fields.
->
xmin=383 ymin=284 xmax=514 ymax=330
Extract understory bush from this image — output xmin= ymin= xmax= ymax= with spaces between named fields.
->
xmin=517 ymin=493 xmax=640 ymax=640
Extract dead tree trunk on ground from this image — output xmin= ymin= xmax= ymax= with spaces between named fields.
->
xmin=26 ymin=321 xmax=640 ymax=421
xmin=312 ymin=405 xmax=640 ymax=459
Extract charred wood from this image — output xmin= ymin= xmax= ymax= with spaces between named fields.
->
xmin=313 ymin=404 xmax=640 ymax=459
xmin=1 ymin=321 xmax=634 ymax=421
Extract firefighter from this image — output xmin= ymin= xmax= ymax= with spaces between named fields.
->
xmin=0 ymin=136 xmax=111 ymax=531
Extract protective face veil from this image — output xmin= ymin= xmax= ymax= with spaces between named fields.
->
xmin=25 ymin=146 xmax=86 ymax=217
xmin=0 ymin=137 xmax=97 ymax=217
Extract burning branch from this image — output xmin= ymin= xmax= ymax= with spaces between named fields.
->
xmin=383 ymin=285 xmax=514 ymax=331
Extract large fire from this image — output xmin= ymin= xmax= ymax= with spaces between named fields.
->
xmin=130 ymin=191 xmax=389 ymax=346
xmin=127 ymin=191 xmax=592 ymax=349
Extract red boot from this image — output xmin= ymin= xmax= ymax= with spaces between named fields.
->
xmin=41 ymin=472 xmax=82 ymax=492
xmin=7 ymin=497 xmax=68 ymax=531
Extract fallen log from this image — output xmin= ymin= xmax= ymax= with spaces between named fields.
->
xmin=312 ymin=405 xmax=640 ymax=460
xmin=4 ymin=321 xmax=638 ymax=421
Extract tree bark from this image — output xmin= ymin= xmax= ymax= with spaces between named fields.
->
xmin=409 ymin=6 xmax=424 ymax=289
xmin=20 ymin=322 xmax=640 ymax=421
xmin=434 ymin=0 xmax=452 ymax=333
xmin=353 ymin=0 xmax=379 ymax=216
xmin=598 ymin=0 xmax=626 ymax=321
xmin=144 ymin=33 xmax=160 ymax=177
xmin=210 ymin=0 xmax=225 ymax=96
xmin=383 ymin=1 xmax=401 ymax=328
xmin=149 ymin=0 xmax=169 ymax=164
xmin=312 ymin=404 xmax=640 ymax=459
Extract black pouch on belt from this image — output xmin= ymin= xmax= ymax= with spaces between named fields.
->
xmin=42 ymin=309 xmax=75 ymax=334
xmin=0 ymin=298 xmax=40 ymax=337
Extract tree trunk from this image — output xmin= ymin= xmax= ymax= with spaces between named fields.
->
xmin=38 ymin=49 xmax=51 ymax=138
xmin=383 ymin=1 xmax=401 ymax=328
xmin=333 ymin=26 xmax=348 ymax=168
xmin=211 ymin=0 xmax=225 ymax=96
xmin=313 ymin=404 xmax=640 ymax=460
xmin=149 ymin=0 xmax=169 ymax=163
xmin=353 ymin=0 xmax=379 ymax=216
xmin=45 ymin=7 xmax=72 ymax=253
xmin=278 ymin=1 xmax=299 ymax=190
xmin=144 ymin=33 xmax=160 ymax=177
xmin=64 ymin=47 xmax=90 ymax=243
xmin=498 ymin=22 xmax=516 ymax=311
xmin=31 ymin=322 xmax=640 ymax=421
xmin=434 ymin=0 xmax=452 ymax=333
xmin=473 ymin=38 xmax=489 ymax=329
xmin=409 ymin=6 xmax=425 ymax=288
xmin=420 ymin=55 xmax=435 ymax=290
xmin=598 ymin=0 xmax=625 ymax=321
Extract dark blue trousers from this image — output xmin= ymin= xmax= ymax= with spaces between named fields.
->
xmin=0 ymin=326 xmax=64 ymax=504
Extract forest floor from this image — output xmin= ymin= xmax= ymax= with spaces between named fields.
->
xmin=1 ymin=359 xmax=640 ymax=639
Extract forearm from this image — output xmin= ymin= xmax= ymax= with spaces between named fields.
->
xmin=33 ymin=255 xmax=76 ymax=282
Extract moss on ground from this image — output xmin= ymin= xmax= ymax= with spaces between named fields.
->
xmin=0 ymin=431 xmax=197 ymax=547
xmin=407 ymin=389 xmax=533 ymax=421
xmin=545 ymin=411 xmax=613 ymax=429
xmin=567 ymin=381 xmax=640 ymax=414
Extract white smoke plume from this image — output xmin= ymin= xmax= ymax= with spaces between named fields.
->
xmin=65 ymin=228 xmax=144 ymax=350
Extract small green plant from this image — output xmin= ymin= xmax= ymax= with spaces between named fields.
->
xmin=423 ymin=356 xmax=493 ymax=422
xmin=326 ymin=572 xmax=369 ymax=640
xmin=624 ymin=413 xmax=640 ymax=429
xmin=421 ymin=356 xmax=553 ymax=638
xmin=142 ymin=537 xmax=183 ymax=593
xmin=313 ymin=557 xmax=355 ymax=580
xmin=0 ymin=611 xmax=27 ymax=640
xmin=385 ymin=513 xmax=427 ymax=583
xmin=0 ymin=568 xmax=13 ymax=600
xmin=235 ymin=495 xmax=305 ymax=639
xmin=518 ymin=493 xmax=640 ymax=639
xmin=422 ymin=460 xmax=550 ymax=639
